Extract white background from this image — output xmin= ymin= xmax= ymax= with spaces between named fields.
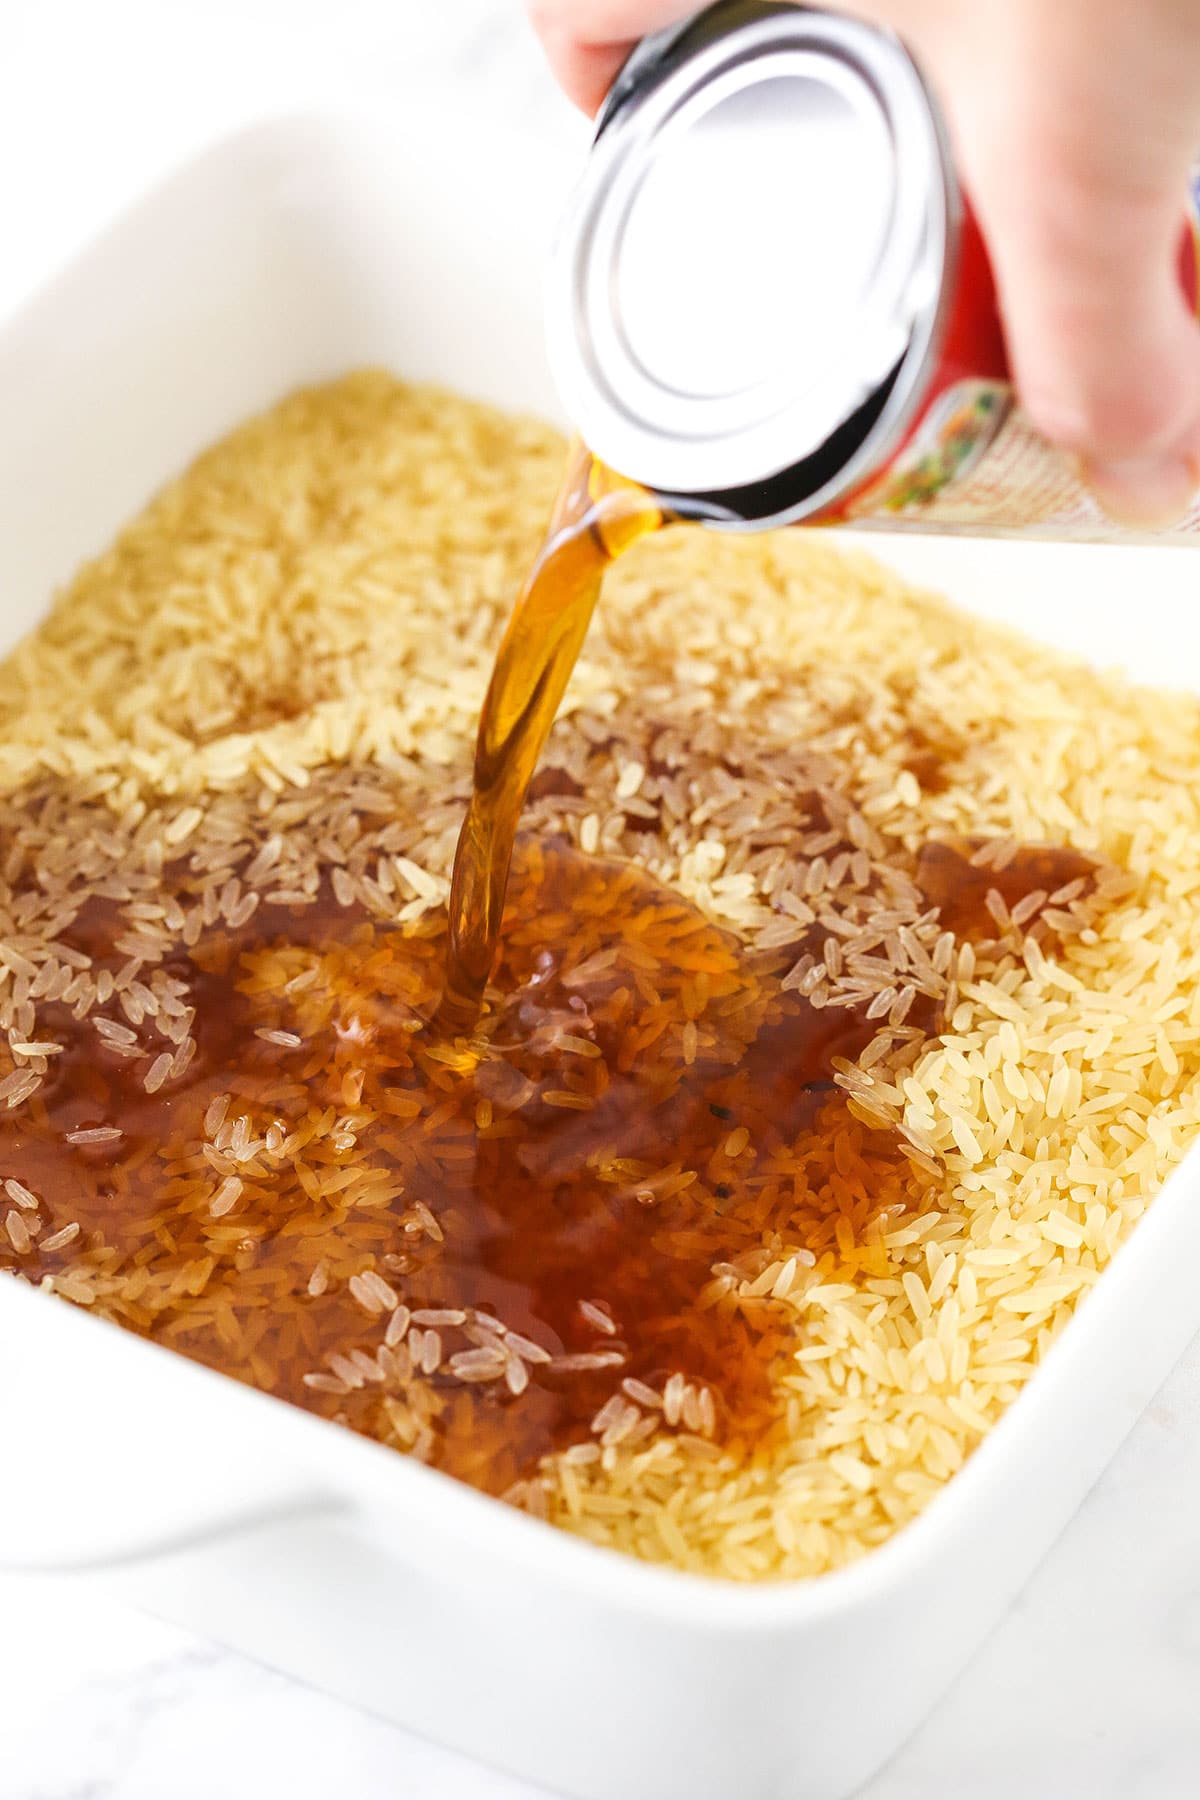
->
xmin=1 ymin=3 xmax=1200 ymax=1796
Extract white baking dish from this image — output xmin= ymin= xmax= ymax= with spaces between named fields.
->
xmin=3 ymin=106 xmax=1200 ymax=1800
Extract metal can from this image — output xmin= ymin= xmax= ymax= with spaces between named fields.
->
xmin=545 ymin=0 xmax=1200 ymax=540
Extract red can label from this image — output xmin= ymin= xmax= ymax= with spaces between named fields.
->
xmin=833 ymin=186 xmax=1200 ymax=540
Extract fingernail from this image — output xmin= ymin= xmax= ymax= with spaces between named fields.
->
xmin=1081 ymin=451 xmax=1200 ymax=528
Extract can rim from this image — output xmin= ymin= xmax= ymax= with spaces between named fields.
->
xmin=546 ymin=2 xmax=958 ymax=511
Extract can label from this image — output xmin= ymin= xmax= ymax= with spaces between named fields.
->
xmin=849 ymin=387 xmax=1200 ymax=540
xmin=838 ymin=180 xmax=1200 ymax=541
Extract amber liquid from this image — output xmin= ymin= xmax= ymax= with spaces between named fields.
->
xmin=439 ymin=444 xmax=665 ymax=1031
xmin=0 ymin=436 xmax=1109 ymax=1499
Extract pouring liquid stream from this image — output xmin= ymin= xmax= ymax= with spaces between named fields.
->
xmin=437 ymin=443 xmax=666 ymax=1033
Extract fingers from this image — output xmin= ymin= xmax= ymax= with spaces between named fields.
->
xmin=527 ymin=0 xmax=694 ymax=113
xmin=979 ymin=158 xmax=1200 ymax=524
xmin=533 ymin=31 xmax=633 ymax=114
xmin=933 ymin=6 xmax=1200 ymax=523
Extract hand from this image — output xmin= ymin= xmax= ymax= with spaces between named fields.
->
xmin=529 ymin=0 xmax=1200 ymax=525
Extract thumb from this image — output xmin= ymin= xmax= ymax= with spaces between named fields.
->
xmin=944 ymin=32 xmax=1200 ymax=524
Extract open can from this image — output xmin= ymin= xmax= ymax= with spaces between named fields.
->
xmin=545 ymin=0 xmax=1200 ymax=540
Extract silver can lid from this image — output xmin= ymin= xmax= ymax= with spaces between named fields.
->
xmin=545 ymin=2 xmax=952 ymax=504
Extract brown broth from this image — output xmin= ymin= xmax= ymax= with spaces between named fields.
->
xmin=915 ymin=838 xmax=1097 ymax=941
xmin=0 ymin=839 xmax=932 ymax=1492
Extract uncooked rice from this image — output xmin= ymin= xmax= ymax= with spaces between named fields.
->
xmin=0 ymin=371 xmax=1198 ymax=1580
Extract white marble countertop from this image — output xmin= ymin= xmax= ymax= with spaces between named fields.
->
xmin=1 ymin=3 xmax=1200 ymax=1796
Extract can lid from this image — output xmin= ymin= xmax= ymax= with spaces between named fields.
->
xmin=546 ymin=4 xmax=950 ymax=499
